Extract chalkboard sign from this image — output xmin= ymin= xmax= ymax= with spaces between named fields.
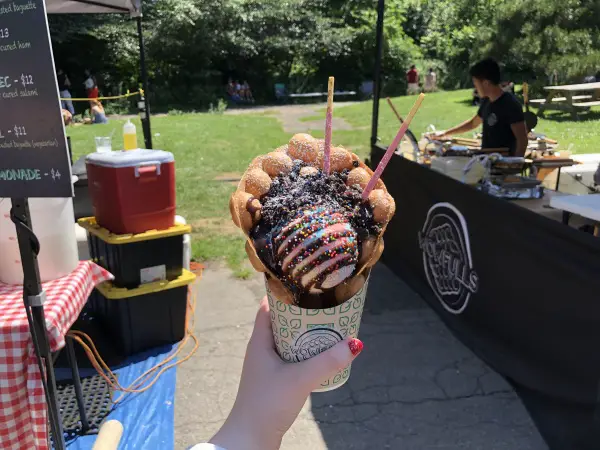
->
xmin=0 ymin=0 xmax=72 ymax=198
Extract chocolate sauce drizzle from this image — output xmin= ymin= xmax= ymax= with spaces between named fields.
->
xmin=251 ymin=161 xmax=380 ymax=302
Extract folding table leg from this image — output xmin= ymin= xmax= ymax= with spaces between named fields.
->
xmin=65 ymin=336 xmax=90 ymax=432
xmin=564 ymin=92 xmax=578 ymax=120
xmin=555 ymin=167 xmax=562 ymax=191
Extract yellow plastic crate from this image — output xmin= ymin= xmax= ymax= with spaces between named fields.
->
xmin=96 ymin=269 xmax=197 ymax=299
xmin=78 ymin=216 xmax=191 ymax=244
xmin=88 ymin=269 xmax=197 ymax=356
xmin=78 ymin=217 xmax=192 ymax=289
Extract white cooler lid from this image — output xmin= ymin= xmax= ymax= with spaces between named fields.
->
xmin=86 ymin=149 xmax=174 ymax=168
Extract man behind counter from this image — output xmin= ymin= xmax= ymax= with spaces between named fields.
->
xmin=431 ymin=58 xmax=528 ymax=157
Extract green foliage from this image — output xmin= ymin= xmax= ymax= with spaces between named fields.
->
xmin=49 ymin=0 xmax=421 ymax=108
xmin=208 ymin=99 xmax=228 ymax=115
xmin=484 ymin=0 xmax=600 ymax=93
xmin=49 ymin=0 xmax=599 ymax=110
xmin=103 ymin=97 xmax=133 ymax=115
xmin=417 ymin=0 xmax=599 ymax=90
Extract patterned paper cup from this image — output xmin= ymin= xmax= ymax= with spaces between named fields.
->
xmin=266 ymin=275 xmax=369 ymax=392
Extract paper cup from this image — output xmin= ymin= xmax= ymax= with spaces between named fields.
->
xmin=266 ymin=275 xmax=369 ymax=392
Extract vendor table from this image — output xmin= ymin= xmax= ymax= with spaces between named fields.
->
xmin=550 ymin=194 xmax=600 ymax=236
xmin=372 ymin=145 xmax=600 ymax=405
xmin=0 ymin=261 xmax=112 ymax=450
xmin=533 ymin=82 xmax=600 ymax=119
xmin=530 ymin=158 xmax=576 ymax=191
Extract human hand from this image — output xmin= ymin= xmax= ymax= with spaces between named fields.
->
xmin=210 ymin=297 xmax=364 ymax=450
xmin=425 ymin=130 xmax=448 ymax=140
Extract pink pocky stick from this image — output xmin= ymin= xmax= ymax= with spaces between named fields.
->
xmin=362 ymin=93 xmax=425 ymax=200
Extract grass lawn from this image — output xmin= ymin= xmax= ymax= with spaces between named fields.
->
xmin=68 ymin=89 xmax=599 ymax=275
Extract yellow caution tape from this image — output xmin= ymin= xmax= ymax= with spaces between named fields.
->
xmin=60 ymin=89 xmax=144 ymax=102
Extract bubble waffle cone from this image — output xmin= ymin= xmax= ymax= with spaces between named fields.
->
xmin=267 ymin=270 xmax=370 ymax=391
xmin=231 ymin=133 xmax=395 ymax=307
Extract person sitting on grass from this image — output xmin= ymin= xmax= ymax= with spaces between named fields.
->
xmin=428 ymin=58 xmax=527 ymax=157
xmin=83 ymin=99 xmax=108 ymax=125
xmin=62 ymin=108 xmax=73 ymax=126
xmin=242 ymin=80 xmax=254 ymax=103
xmin=226 ymin=78 xmax=242 ymax=104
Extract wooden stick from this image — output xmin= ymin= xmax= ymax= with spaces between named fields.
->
xmin=363 ymin=93 xmax=425 ymax=200
xmin=540 ymin=138 xmax=558 ymax=145
xmin=386 ymin=97 xmax=404 ymax=123
xmin=323 ymin=77 xmax=335 ymax=175
xmin=452 ymin=137 xmax=481 ymax=146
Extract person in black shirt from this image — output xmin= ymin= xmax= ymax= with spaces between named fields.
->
xmin=56 ymin=68 xmax=75 ymax=116
xmin=429 ymin=59 xmax=528 ymax=157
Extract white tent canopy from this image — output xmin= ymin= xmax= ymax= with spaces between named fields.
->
xmin=45 ymin=0 xmax=141 ymax=16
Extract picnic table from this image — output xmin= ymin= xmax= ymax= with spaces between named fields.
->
xmin=274 ymin=83 xmax=355 ymax=99
xmin=530 ymin=82 xmax=600 ymax=119
xmin=288 ymin=90 xmax=357 ymax=102
xmin=550 ymin=193 xmax=600 ymax=237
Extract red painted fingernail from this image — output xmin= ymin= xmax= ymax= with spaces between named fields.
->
xmin=348 ymin=338 xmax=364 ymax=356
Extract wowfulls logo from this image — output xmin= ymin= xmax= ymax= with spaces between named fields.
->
xmin=291 ymin=328 xmax=342 ymax=362
xmin=418 ymin=203 xmax=479 ymax=314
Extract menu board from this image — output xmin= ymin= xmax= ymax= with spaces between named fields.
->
xmin=0 ymin=0 xmax=73 ymax=198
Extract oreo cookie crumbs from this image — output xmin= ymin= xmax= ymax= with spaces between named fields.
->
xmin=251 ymin=160 xmax=380 ymax=291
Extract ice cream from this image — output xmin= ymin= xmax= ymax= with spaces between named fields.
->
xmin=273 ymin=206 xmax=358 ymax=292
xmin=230 ymin=133 xmax=395 ymax=306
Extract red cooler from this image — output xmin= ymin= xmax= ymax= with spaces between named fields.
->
xmin=86 ymin=149 xmax=176 ymax=234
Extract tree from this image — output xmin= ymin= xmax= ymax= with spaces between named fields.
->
xmin=418 ymin=0 xmax=599 ymax=88
xmin=484 ymin=0 xmax=600 ymax=84
xmin=49 ymin=0 xmax=600 ymax=109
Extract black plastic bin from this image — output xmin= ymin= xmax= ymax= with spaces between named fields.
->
xmin=88 ymin=270 xmax=196 ymax=356
xmin=78 ymin=217 xmax=190 ymax=289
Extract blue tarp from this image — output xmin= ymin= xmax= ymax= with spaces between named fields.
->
xmin=63 ymin=344 xmax=177 ymax=450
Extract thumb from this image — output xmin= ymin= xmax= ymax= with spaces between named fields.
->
xmin=291 ymin=338 xmax=364 ymax=391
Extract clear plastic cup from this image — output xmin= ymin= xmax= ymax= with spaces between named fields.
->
xmin=95 ymin=136 xmax=112 ymax=153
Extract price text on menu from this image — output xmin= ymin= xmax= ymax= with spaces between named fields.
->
xmin=0 ymin=0 xmax=73 ymax=198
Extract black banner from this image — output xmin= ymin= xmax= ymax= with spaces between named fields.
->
xmin=373 ymin=145 xmax=600 ymax=405
xmin=0 ymin=0 xmax=72 ymax=198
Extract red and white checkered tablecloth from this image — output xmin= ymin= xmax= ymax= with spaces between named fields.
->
xmin=0 ymin=261 xmax=112 ymax=450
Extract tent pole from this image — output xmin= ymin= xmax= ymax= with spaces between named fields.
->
xmin=11 ymin=199 xmax=65 ymax=450
xmin=370 ymin=0 xmax=385 ymax=149
xmin=137 ymin=16 xmax=153 ymax=149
